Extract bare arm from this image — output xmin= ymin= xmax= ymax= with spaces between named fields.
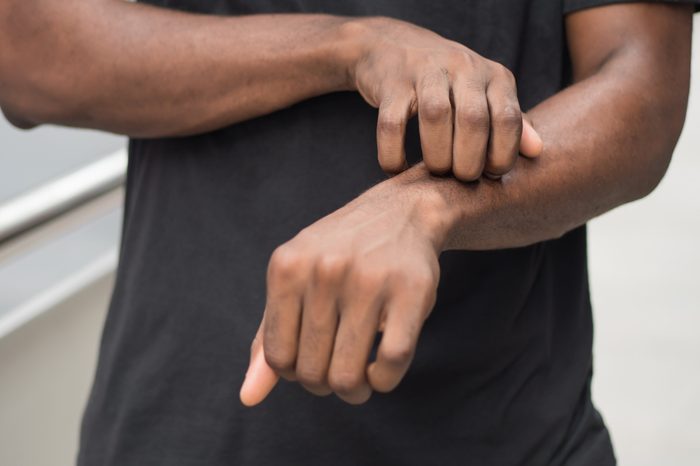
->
xmin=240 ymin=3 xmax=694 ymax=406
xmin=418 ymin=2 xmax=693 ymax=251
xmin=0 ymin=3 xmax=540 ymax=176
xmin=0 ymin=2 xmax=356 ymax=136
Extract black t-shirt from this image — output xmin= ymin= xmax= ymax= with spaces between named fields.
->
xmin=77 ymin=1 xmax=697 ymax=465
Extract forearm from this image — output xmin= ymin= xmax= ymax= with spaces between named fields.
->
xmin=0 ymin=1 xmax=355 ymax=136
xmin=387 ymin=39 xmax=691 ymax=251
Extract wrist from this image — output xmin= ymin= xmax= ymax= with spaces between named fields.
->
xmin=334 ymin=16 xmax=385 ymax=91
xmin=384 ymin=165 xmax=462 ymax=253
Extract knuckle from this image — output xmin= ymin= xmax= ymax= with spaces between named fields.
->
xmin=264 ymin=346 xmax=295 ymax=373
xmin=380 ymin=343 xmax=414 ymax=367
xmin=421 ymin=97 xmax=451 ymax=123
xmin=377 ymin=114 xmax=404 ymax=135
xmin=314 ymin=254 xmax=348 ymax=284
xmin=328 ymin=371 xmax=364 ymax=394
xmin=296 ymin=366 xmax=327 ymax=387
xmin=456 ymin=106 xmax=490 ymax=130
xmin=268 ymin=245 xmax=304 ymax=281
xmin=493 ymin=105 xmax=522 ymax=132
xmin=493 ymin=62 xmax=516 ymax=83
xmin=456 ymin=50 xmax=477 ymax=68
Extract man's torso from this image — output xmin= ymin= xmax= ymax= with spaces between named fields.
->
xmin=78 ymin=1 xmax=615 ymax=464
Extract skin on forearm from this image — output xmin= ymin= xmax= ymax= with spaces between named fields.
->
xmin=240 ymin=3 xmax=693 ymax=406
xmin=240 ymin=66 xmax=680 ymax=402
xmin=0 ymin=1 xmax=355 ymax=136
xmin=389 ymin=3 xmax=693 ymax=252
xmin=1 ymin=4 xmax=540 ymax=180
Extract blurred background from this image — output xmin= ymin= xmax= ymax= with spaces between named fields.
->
xmin=1 ymin=18 xmax=699 ymax=466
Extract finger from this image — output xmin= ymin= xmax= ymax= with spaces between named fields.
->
xmin=327 ymin=277 xmax=384 ymax=404
xmin=367 ymin=286 xmax=436 ymax=393
xmin=452 ymin=77 xmax=490 ymax=181
xmin=240 ymin=320 xmax=280 ymax=407
xmin=417 ymin=71 xmax=453 ymax=174
xmin=263 ymin=247 xmax=305 ymax=381
xmin=263 ymin=297 xmax=301 ymax=381
xmin=520 ymin=115 xmax=543 ymax=158
xmin=377 ymin=90 xmax=414 ymax=174
xmin=484 ymin=70 xmax=522 ymax=178
xmin=295 ymin=258 xmax=345 ymax=397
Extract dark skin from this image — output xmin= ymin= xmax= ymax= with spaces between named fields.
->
xmin=0 ymin=2 xmax=540 ymax=179
xmin=0 ymin=2 xmax=692 ymax=405
xmin=240 ymin=4 xmax=694 ymax=405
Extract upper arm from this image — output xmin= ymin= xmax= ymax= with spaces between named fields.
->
xmin=565 ymin=3 xmax=694 ymax=140
xmin=566 ymin=3 xmax=693 ymax=82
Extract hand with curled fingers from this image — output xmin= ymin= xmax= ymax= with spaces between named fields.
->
xmin=349 ymin=17 xmax=542 ymax=179
xmin=240 ymin=182 xmax=450 ymax=406
xmin=239 ymin=17 xmax=543 ymax=407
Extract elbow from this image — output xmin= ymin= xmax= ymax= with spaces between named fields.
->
xmin=628 ymin=128 xmax=683 ymax=202
xmin=631 ymin=149 xmax=673 ymax=201
xmin=0 ymin=74 xmax=44 ymax=130
xmin=629 ymin=92 xmax=689 ymax=201
xmin=0 ymin=36 xmax=39 ymax=129
xmin=0 ymin=84 xmax=46 ymax=130
xmin=0 ymin=62 xmax=38 ymax=129
xmin=7 ymin=116 xmax=38 ymax=130
xmin=0 ymin=6 xmax=88 ymax=130
xmin=0 ymin=52 xmax=38 ymax=129
xmin=0 ymin=75 xmax=91 ymax=131
xmin=1 ymin=105 xmax=38 ymax=130
xmin=0 ymin=53 xmax=92 ymax=130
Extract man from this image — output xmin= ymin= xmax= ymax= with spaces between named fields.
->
xmin=0 ymin=0 xmax=697 ymax=464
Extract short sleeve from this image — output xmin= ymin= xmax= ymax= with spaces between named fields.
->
xmin=563 ymin=0 xmax=700 ymax=14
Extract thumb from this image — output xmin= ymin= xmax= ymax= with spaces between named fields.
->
xmin=239 ymin=321 xmax=279 ymax=407
xmin=519 ymin=114 xmax=543 ymax=158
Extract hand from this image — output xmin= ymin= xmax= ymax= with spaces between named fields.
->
xmin=239 ymin=179 xmax=453 ymax=406
xmin=347 ymin=17 xmax=543 ymax=180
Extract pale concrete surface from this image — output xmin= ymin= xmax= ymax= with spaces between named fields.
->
xmin=588 ymin=16 xmax=700 ymax=466
xmin=0 ymin=273 xmax=113 ymax=466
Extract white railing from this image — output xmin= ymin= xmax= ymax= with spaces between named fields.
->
xmin=0 ymin=149 xmax=127 ymax=244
